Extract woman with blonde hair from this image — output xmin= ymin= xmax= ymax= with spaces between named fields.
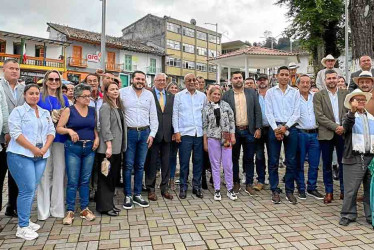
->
xmin=37 ymin=70 xmax=69 ymax=221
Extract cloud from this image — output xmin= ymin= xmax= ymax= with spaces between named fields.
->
xmin=0 ymin=0 xmax=289 ymax=43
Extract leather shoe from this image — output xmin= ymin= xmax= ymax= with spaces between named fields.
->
xmin=148 ymin=192 xmax=158 ymax=201
xmin=339 ymin=217 xmax=354 ymax=226
xmin=112 ymin=206 xmax=121 ymax=212
xmin=193 ymin=189 xmax=203 ymax=198
xmin=179 ymin=190 xmax=186 ymax=199
xmin=324 ymin=193 xmax=333 ymax=204
xmin=102 ymin=210 xmax=119 ymax=216
xmin=162 ymin=191 xmax=173 ymax=200
xmin=5 ymin=207 xmax=17 ymax=217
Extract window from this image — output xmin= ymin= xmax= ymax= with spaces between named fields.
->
xmin=166 ymin=57 xmax=181 ymax=68
xmin=208 ymin=49 xmax=217 ymax=58
xmin=196 ymin=47 xmax=207 ymax=56
xmin=182 ymin=27 xmax=195 ymax=37
xmin=183 ymin=43 xmax=195 ymax=54
xmin=35 ymin=45 xmax=44 ymax=57
xmin=149 ymin=58 xmax=156 ymax=74
xmin=125 ymin=55 xmax=132 ymax=71
xmin=208 ymin=64 xmax=217 ymax=72
xmin=208 ymin=34 xmax=220 ymax=44
xmin=197 ymin=31 xmax=207 ymax=41
xmin=166 ymin=40 xmax=181 ymax=50
xmin=167 ymin=22 xmax=181 ymax=34
xmin=0 ymin=40 xmax=6 ymax=53
xmin=183 ymin=60 xmax=195 ymax=69
xmin=196 ymin=63 xmax=207 ymax=72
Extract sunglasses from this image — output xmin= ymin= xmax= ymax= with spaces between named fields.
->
xmin=48 ymin=78 xmax=60 ymax=82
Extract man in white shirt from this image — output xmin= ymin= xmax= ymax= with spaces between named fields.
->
xmin=295 ymin=75 xmax=324 ymax=200
xmin=265 ymin=66 xmax=300 ymax=205
xmin=120 ymin=71 xmax=158 ymax=209
xmin=316 ymin=54 xmax=343 ymax=90
xmin=173 ymin=73 xmax=207 ymax=199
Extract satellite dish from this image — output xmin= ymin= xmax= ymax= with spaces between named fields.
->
xmin=190 ymin=19 xmax=196 ymax=25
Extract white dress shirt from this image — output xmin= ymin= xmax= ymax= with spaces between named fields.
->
xmin=120 ymin=86 xmax=158 ymax=137
xmin=265 ymin=85 xmax=300 ymax=130
xmin=297 ymin=92 xmax=318 ymax=130
xmin=327 ymin=89 xmax=340 ymax=124
xmin=172 ymin=88 xmax=207 ymax=137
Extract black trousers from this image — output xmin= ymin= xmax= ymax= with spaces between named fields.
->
xmin=145 ymin=140 xmax=171 ymax=193
xmin=96 ymin=153 xmax=121 ymax=212
xmin=0 ymin=146 xmax=18 ymax=210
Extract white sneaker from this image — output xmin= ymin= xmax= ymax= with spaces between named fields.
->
xmin=227 ymin=189 xmax=238 ymax=201
xmin=214 ymin=190 xmax=222 ymax=201
xmin=16 ymin=226 xmax=39 ymax=240
xmin=28 ymin=220 xmax=41 ymax=231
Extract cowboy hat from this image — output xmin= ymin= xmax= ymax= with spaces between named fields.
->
xmin=321 ymin=54 xmax=336 ymax=67
xmin=344 ymin=89 xmax=372 ymax=109
xmin=288 ymin=62 xmax=299 ymax=69
xmin=353 ymin=71 xmax=374 ymax=85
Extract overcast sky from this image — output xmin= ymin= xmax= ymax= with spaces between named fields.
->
xmin=0 ymin=0 xmax=289 ymax=43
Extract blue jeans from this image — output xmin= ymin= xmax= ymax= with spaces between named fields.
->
xmin=232 ymin=129 xmax=255 ymax=185
xmin=179 ymin=136 xmax=203 ymax=191
xmin=319 ymin=134 xmax=344 ymax=194
xmin=65 ymin=140 xmax=95 ymax=211
xmin=124 ymin=128 xmax=150 ymax=196
xmin=169 ymin=141 xmax=179 ymax=179
xmin=296 ymin=131 xmax=320 ymax=192
xmin=268 ymin=126 xmax=298 ymax=193
xmin=255 ymin=127 xmax=270 ymax=184
xmin=7 ymin=152 xmax=46 ymax=227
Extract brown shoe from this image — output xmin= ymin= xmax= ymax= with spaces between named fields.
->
xmin=233 ymin=182 xmax=241 ymax=194
xmin=245 ymin=185 xmax=256 ymax=196
xmin=80 ymin=208 xmax=95 ymax=221
xmin=324 ymin=193 xmax=334 ymax=204
xmin=253 ymin=183 xmax=264 ymax=191
xmin=148 ymin=192 xmax=158 ymax=201
xmin=63 ymin=211 xmax=75 ymax=225
xmin=340 ymin=193 xmax=344 ymax=200
xmin=271 ymin=192 xmax=281 ymax=204
xmin=169 ymin=178 xmax=175 ymax=191
xmin=162 ymin=191 xmax=173 ymax=200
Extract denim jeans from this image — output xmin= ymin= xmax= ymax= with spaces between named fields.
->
xmin=7 ymin=152 xmax=46 ymax=227
xmin=124 ymin=128 xmax=150 ymax=196
xmin=319 ymin=134 xmax=344 ymax=194
xmin=296 ymin=131 xmax=320 ymax=192
xmin=65 ymin=140 xmax=95 ymax=211
xmin=268 ymin=126 xmax=298 ymax=193
xmin=232 ymin=129 xmax=255 ymax=185
xmin=169 ymin=141 xmax=179 ymax=179
xmin=254 ymin=127 xmax=270 ymax=184
xmin=179 ymin=136 xmax=203 ymax=191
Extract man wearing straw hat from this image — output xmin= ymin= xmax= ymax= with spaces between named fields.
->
xmin=288 ymin=62 xmax=300 ymax=87
xmin=348 ymin=55 xmax=374 ymax=92
xmin=353 ymin=71 xmax=374 ymax=116
xmin=339 ymin=89 xmax=373 ymax=226
xmin=316 ymin=54 xmax=343 ymax=90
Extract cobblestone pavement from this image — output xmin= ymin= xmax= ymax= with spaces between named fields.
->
xmin=0 ymin=168 xmax=372 ymax=250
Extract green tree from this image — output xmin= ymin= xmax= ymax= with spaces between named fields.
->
xmin=276 ymin=0 xmax=345 ymax=72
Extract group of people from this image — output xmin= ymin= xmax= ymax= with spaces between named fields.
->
xmin=0 ymin=53 xmax=374 ymax=241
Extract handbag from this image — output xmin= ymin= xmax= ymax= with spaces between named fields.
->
xmin=101 ymin=158 xmax=111 ymax=177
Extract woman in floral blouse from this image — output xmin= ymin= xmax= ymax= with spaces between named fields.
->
xmin=203 ymin=86 xmax=237 ymax=201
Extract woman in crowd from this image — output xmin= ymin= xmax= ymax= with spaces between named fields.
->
xmin=7 ymin=84 xmax=55 ymax=240
xmin=166 ymin=82 xmax=179 ymax=190
xmin=338 ymin=76 xmax=347 ymax=90
xmin=202 ymin=86 xmax=237 ymax=201
xmin=96 ymin=82 xmax=127 ymax=216
xmin=56 ymin=83 xmax=99 ymax=225
xmin=37 ymin=70 xmax=69 ymax=221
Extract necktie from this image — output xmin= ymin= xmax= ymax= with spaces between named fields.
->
xmin=159 ymin=91 xmax=165 ymax=112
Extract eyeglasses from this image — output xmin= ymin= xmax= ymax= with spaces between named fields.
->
xmin=352 ymin=98 xmax=367 ymax=103
xmin=78 ymin=95 xmax=91 ymax=99
xmin=48 ymin=78 xmax=60 ymax=82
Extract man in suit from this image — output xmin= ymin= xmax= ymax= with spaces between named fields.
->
xmin=0 ymin=58 xmax=25 ymax=216
xmin=222 ymin=71 xmax=262 ymax=195
xmin=145 ymin=73 xmax=174 ymax=201
xmin=314 ymin=69 xmax=348 ymax=203
xmin=348 ymin=56 xmax=374 ymax=92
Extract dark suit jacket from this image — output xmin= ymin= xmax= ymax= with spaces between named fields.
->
xmin=313 ymin=88 xmax=348 ymax=140
xmin=222 ymin=87 xmax=262 ymax=134
xmin=152 ymin=89 xmax=174 ymax=143
xmin=348 ymin=68 xmax=374 ymax=92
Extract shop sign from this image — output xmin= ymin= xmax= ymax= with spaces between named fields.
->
xmin=87 ymin=52 xmax=101 ymax=63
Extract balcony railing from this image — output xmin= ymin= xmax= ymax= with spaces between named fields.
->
xmin=68 ymin=57 xmax=88 ymax=68
xmin=0 ymin=53 xmax=64 ymax=68
xmin=146 ymin=66 xmax=161 ymax=75
xmin=106 ymin=63 xmax=123 ymax=72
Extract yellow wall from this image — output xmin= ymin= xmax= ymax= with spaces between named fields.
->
xmin=166 ymin=32 xmax=181 ymax=42
xmin=165 ymin=66 xmax=181 ymax=76
xmin=166 ymin=48 xmax=182 ymax=57
xmin=182 ymin=52 xmax=195 ymax=61
xmin=182 ymin=69 xmax=195 ymax=75
xmin=182 ymin=36 xmax=195 ymax=45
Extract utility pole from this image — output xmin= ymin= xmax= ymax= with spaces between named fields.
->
xmin=344 ymin=0 xmax=349 ymax=81
xmin=100 ymin=0 xmax=106 ymax=71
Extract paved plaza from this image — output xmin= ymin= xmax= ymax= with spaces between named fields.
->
xmin=0 ymin=168 xmax=373 ymax=250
